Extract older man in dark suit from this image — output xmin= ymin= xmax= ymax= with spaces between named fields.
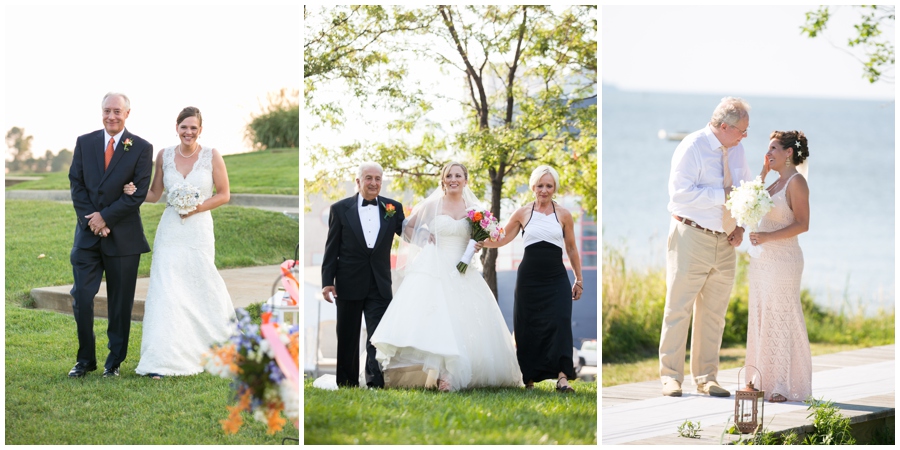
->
xmin=321 ymin=162 xmax=405 ymax=388
xmin=67 ymin=92 xmax=153 ymax=378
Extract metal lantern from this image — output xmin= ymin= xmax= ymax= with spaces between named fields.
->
xmin=734 ymin=366 xmax=765 ymax=434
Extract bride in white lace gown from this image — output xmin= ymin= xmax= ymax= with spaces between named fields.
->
xmin=127 ymin=107 xmax=235 ymax=378
xmin=370 ymin=162 xmax=522 ymax=391
xmin=746 ymin=130 xmax=812 ymax=403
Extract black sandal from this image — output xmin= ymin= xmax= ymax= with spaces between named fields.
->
xmin=556 ymin=377 xmax=574 ymax=393
xmin=147 ymin=373 xmax=165 ymax=380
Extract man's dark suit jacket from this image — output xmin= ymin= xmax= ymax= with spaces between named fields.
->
xmin=321 ymin=193 xmax=405 ymax=300
xmin=69 ymin=128 xmax=153 ymax=255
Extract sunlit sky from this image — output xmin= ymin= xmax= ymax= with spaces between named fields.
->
xmin=603 ymin=5 xmax=895 ymax=100
xmin=3 ymin=2 xmax=300 ymax=157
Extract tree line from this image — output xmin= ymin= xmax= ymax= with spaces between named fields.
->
xmin=6 ymin=90 xmax=298 ymax=174
xmin=5 ymin=127 xmax=72 ymax=174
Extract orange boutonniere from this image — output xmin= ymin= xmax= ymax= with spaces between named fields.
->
xmin=382 ymin=202 xmax=396 ymax=220
xmin=123 ymin=138 xmax=133 ymax=151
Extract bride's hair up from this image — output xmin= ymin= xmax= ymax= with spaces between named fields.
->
xmin=177 ymin=106 xmax=202 ymax=126
xmin=770 ymin=130 xmax=809 ymax=165
xmin=440 ymin=161 xmax=468 ymax=192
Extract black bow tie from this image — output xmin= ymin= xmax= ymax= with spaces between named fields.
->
xmin=362 ymin=198 xmax=377 ymax=207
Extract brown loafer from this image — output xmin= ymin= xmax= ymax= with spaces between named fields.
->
xmin=697 ymin=380 xmax=730 ymax=397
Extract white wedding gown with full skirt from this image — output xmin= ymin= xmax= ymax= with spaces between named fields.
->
xmin=370 ymin=215 xmax=523 ymax=391
xmin=135 ymin=146 xmax=235 ymax=376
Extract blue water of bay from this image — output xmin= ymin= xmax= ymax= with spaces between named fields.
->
xmin=602 ymin=88 xmax=895 ymax=313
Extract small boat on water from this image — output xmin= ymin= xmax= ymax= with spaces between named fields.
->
xmin=657 ymin=129 xmax=689 ymax=141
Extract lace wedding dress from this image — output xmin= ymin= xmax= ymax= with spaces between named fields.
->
xmin=370 ymin=215 xmax=523 ymax=391
xmin=135 ymin=146 xmax=235 ymax=376
xmin=745 ymin=173 xmax=812 ymax=401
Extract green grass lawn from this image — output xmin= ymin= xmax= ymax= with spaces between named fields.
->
xmin=5 ymin=305 xmax=298 ymax=444
xmin=7 ymin=148 xmax=298 ymax=195
xmin=304 ymin=378 xmax=597 ymax=444
xmin=5 ymin=198 xmax=299 ymax=444
xmin=5 ymin=200 xmax=299 ymax=304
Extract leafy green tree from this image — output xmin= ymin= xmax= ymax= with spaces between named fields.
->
xmin=429 ymin=5 xmax=596 ymax=295
xmin=305 ymin=6 xmax=596 ymax=296
xmin=6 ymin=127 xmax=33 ymax=173
xmin=304 ymin=5 xmax=434 ymax=129
xmin=802 ymin=5 xmax=895 ymax=83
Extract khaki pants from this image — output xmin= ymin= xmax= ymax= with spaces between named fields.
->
xmin=659 ymin=220 xmax=735 ymax=386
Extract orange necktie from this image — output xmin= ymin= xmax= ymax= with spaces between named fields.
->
xmin=104 ymin=138 xmax=114 ymax=170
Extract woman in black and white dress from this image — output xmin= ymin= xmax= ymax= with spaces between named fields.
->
xmin=483 ymin=165 xmax=584 ymax=392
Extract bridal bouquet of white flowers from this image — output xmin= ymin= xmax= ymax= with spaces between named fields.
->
xmin=166 ymin=182 xmax=204 ymax=224
xmin=725 ymin=176 xmax=773 ymax=257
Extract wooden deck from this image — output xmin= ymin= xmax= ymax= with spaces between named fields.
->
xmin=602 ymin=345 xmax=895 ymax=444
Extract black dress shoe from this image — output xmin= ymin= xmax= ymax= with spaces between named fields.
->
xmin=68 ymin=361 xmax=97 ymax=378
xmin=102 ymin=366 xmax=120 ymax=377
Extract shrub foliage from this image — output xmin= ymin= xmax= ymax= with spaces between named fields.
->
xmin=602 ymin=243 xmax=894 ymax=363
xmin=245 ymin=88 xmax=299 ymax=150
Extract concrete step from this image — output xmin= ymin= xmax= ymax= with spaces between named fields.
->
xmin=31 ymin=264 xmax=287 ymax=321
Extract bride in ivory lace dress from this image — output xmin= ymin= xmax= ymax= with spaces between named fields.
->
xmin=125 ymin=107 xmax=236 ymax=378
xmin=745 ymin=130 xmax=812 ymax=403
xmin=369 ymin=162 xmax=522 ymax=392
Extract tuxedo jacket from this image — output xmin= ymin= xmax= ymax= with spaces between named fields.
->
xmin=321 ymin=193 xmax=405 ymax=301
xmin=69 ymin=128 xmax=153 ymax=256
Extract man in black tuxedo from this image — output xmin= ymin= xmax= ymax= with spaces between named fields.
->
xmin=321 ymin=162 xmax=405 ymax=388
xmin=67 ymin=92 xmax=153 ymax=378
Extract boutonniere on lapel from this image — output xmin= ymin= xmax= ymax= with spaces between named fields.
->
xmin=123 ymin=138 xmax=133 ymax=152
xmin=382 ymin=202 xmax=396 ymax=220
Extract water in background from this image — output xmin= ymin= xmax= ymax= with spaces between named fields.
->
xmin=602 ymin=88 xmax=895 ymax=313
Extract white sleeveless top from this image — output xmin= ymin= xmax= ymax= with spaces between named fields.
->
xmin=523 ymin=208 xmax=565 ymax=249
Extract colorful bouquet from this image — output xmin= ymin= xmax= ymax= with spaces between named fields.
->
xmin=166 ymin=182 xmax=204 ymax=224
xmin=456 ymin=207 xmax=504 ymax=274
xmin=725 ymin=176 xmax=774 ymax=257
xmin=202 ymin=306 xmax=299 ymax=435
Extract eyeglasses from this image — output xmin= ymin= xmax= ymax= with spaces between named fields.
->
xmin=728 ymin=123 xmax=749 ymax=136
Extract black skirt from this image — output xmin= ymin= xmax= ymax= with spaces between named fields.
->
xmin=514 ymin=241 xmax=575 ymax=382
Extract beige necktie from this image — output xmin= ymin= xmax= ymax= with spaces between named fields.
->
xmin=721 ymin=145 xmax=736 ymax=234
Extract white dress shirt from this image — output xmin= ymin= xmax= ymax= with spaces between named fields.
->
xmin=358 ymin=194 xmax=381 ymax=248
xmin=103 ymin=129 xmax=124 ymax=153
xmin=667 ymin=124 xmax=753 ymax=232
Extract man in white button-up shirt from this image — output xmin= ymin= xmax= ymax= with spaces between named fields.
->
xmin=659 ymin=97 xmax=753 ymax=398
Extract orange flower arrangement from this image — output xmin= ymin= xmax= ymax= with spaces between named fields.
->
xmin=382 ymin=201 xmax=397 ymax=219
xmin=203 ymin=307 xmax=299 ymax=436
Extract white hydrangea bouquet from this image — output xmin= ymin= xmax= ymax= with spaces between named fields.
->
xmin=725 ymin=176 xmax=774 ymax=258
xmin=166 ymin=182 xmax=204 ymax=224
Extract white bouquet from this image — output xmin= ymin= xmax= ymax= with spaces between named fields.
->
xmin=725 ymin=176 xmax=773 ymax=257
xmin=166 ymin=182 xmax=204 ymax=224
